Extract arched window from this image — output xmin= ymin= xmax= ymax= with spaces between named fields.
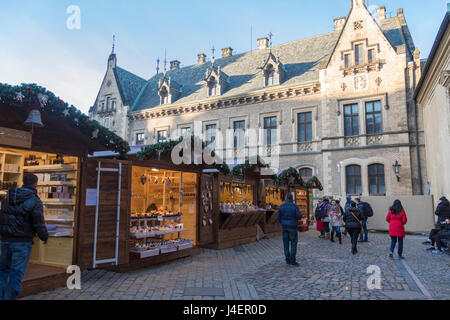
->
xmin=265 ymin=65 xmax=275 ymax=86
xmin=160 ymin=87 xmax=169 ymax=105
xmin=299 ymin=168 xmax=313 ymax=181
xmin=346 ymin=165 xmax=362 ymax=195
xmin=368 ymin=164 xmax=385 ymax=195
xmin=208 ymin=77 xmax=218 ymax=96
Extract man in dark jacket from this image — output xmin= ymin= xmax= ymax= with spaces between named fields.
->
xmin=355 ymin=198 xmax=373 ymax=242
xmin=435 ymin=197 xmax=450 ymax=224
xmin=0 ymin=174 xmax=48 ymax=300
xmin=277 ymin=193 xmax=302 ymax=266
xmin=343 ymin=202 xmax=363 ymax=255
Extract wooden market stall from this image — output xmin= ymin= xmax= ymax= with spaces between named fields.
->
xmin=0 ymin=83 xmax=130 ymax=297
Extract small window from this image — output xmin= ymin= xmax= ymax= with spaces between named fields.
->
xmin=299 ymin=168 xmax=313 ymax=181
xmin=344 ymin=104 xmax=359 ymax=137
xmin=366 ymin=101 xmax=382 ymax=135
xmin=208 ymin=77 xmax=218 ymax=96
xmin=180 ymin=127 xmax=191 ymax=137
xmin=157 ymin=130 xmax=168 ymax=143
xmin=111 ymin=100 xmax=116 ymax=111
xmin=344 ymin=54 xmax=351 ymax=68
xmin=106 ymin=97 xmax=111 ymax=111
xmin=264 ymin=116 xmax=277 ymax=146
xmin=368 ymin=49 xmax=375 ymax=64
xmin=205 ymin=124 xmax=216 ymax=149
xmin=355 ymin=44 xmax=364 ymax=65
xmin=297 ymin=112 xmax=312 ymax=143
xmin=265 ymin=65 xmax=275 ymax=86
xmin=233 ymin=121 xmax=245 ymax=149
xmin=136 ymin=133 xmax=145 ymax=145
xmin=369 ymin=164 xmax=385 ymax=195
xmin=346 ymin=165 xmax=362 ymax=195
xmin=160 ymin=88 xmax=169 ymax=105
xmin=101 ymin=102 xmax=105 ymax=112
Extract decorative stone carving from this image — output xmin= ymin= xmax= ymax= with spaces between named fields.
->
xmin=345 ymin=137 xmax=360 ymax=146
xmin=353 ymin=20 xmax=363 ymax=30
xmin=354 ymin=74 xmax=368 ymax=91
xmin=367 ymin=135 xmax=384 ymax=145
xmin=298 ymin=142 xmax=313 ymax=152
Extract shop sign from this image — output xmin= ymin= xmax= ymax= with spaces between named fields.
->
xmin=85 ymin=188 xmax=98 ymax=206
xmin=0 ymin=127 xmax=32 ymax=149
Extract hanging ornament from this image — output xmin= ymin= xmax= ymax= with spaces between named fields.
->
xmin=74 ymin=118 xmax=79 ymax=125
xmin=63 ymin=108 xmax=69 ymax=117
xmin=15 ymin=92 xmax=24 ymax=102
xmin=91 ymin=128 xmax=99 ymax=139
xmin=84 ymin=120 xmax=90 ymax=126
xmin=37 ymin=93 xmax=48 ymax=108
xmin=58 ymin=98 xmax=64 ymax=105
xmin=26 ymin=86 xmax=34 ymax=94
xmin=140 ymin=175 xmax=147 ymax=185
xmin=24 ymin=109 xmax=44 ymax=135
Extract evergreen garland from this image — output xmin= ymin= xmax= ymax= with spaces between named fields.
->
xmin=0 ymin=83 xmax=130 ymax=158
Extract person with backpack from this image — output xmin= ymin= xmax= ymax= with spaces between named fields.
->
xmin=355 ymin=198 xmax=373 ymax=242
xmin=315 ymin=199 xmax=325 ymax=238
xmin=343 ymin=201 xmax=363 ymax=255
xmin=277 ymin=193 xmax=302 ymax=266
xmin=0 ymin=174 xmax=48 ymax=300
xmin=386 ymin=200 xmax=408 ymax=259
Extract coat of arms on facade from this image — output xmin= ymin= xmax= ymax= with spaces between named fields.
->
xmin=354 ymin=74 xmax=368 ymax=90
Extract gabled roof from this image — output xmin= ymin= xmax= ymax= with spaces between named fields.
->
xmin=113 ymin=66 xmax=147 ymax=106
xmin=129 ymin=11 xmax=416 ymax=112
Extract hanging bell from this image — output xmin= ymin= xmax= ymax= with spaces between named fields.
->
xmin=24 ymin=109 xmax=44 ymax=128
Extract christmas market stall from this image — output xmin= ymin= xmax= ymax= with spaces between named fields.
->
xmin=0 ymin=83 xmax=130 ymax=296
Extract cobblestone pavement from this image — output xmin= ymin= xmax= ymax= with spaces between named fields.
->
xmin=23 ymin=231 xmax=450 ymax=300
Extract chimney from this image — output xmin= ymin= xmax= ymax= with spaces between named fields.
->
xmin=334 ymin=17 xmax=346 ymax=31
xmin=397 ymin=8 xmax=404 ymax=16
xmin=170 ymin=60 xmax=180 ymax=70
xmin=257 ymin=37 xmax=269 ymax=50
xmin=222 ymin=47 xmax=233 ymax=58
xmin=377 ymin=6 xmax=386 ymax=20
xmin=198 ymin=53 xmax=206 ymax=65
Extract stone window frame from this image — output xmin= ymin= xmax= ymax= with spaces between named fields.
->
xmin=152 ymin=125 xmax=170 ymax=143
xmin=202 ymin=119 xmax=220 ymax=150
xmin=228 ymin=115 xmax=249 ymax=151
xmin=297 ymin=166 xmax=315 ymax=181
xmin=291 ymin=106 xmax=318 ymax=152
xmin=345 ymin=164 xmax=362 ymax=196
xmin=135 ymin=132 xmax=145 ymax=146
xmin=337 ymin=93 xmax=388 ymax=146
xmin=259 ymin=111 xmax=281 ymax=147
xmin=368 ymin=163 xmax=386 ymax=196
xmin=339 ymin=157 xmax=390 ymax=197
xmin=177 ymin=123 xmax=193 ymax=138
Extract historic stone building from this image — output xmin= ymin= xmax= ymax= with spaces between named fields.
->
xmin=415 ymin=8 xmax=450 ymax=201
xmin=89 ymin=0 xmax=426 ymax=198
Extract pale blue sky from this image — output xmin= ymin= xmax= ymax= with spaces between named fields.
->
xmin=0 ymin=0 xmax=448 ymax=113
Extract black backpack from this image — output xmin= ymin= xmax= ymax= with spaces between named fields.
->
xmin=365 ymin=203 xmax=374 ymax=218
xmin=314 ymin=205 xmax=322 ymax=220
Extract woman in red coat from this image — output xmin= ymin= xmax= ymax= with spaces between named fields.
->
xmin=386 ymin=200 xmax=408 ymax=259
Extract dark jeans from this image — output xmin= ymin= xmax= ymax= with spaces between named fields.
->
xmin=359 ymin=219 xmax=368 ymax=241
xmin=323 ymin=222 xmax=330 ymax=233
xmin=282 ymin=228 xmax=298 ymax=264
xmin=0 ymin=242 xmax=33 ymax=300
xmin=429 ymin=229 xmax=439 ymax=246
xmin=436 ymin=234 xmax=450 ymax=250
xmin=348 ymin=228 xmax=360 ymax=253
xmin=390 ymin=237 xmax=404 ymax=256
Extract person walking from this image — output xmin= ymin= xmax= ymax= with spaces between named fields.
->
xmin=315 ymin=199 xmax=325 ymax=238
xmin=328 ymin=200 xmax=344 ymax=244
xmin=277 ymin=193 xmax=302 ymax=266
xmin=343 ymin=201 xmax=363 ymax=255
xmin=386 ymin=200 xmax=408 ymax=259
xmin=355 ymin=198 xmax=373 ymax=242
xmin=0 ymin=174 xmax=48 ymax=300
xmin=321 ymin=198 xmax=331 ymax=240
xmin=336 ymin=199 xmax=347 ymax=237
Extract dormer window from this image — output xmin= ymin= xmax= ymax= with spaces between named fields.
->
xmin=265 ymin=65 xmax=275 ymax=86
xmin=158 ymin=75 xmax=181 ymax=105
xmin=260 ymin=52 xmax=285 ymax=87
xmin=344 ymin=54 xmax=351 ymax=68
xmin=204 ymin=65 xmax=229 ymax=97
xmin=160 ymin=87 xmax=169 ymax=105
xmin=368 ymin=49 xmax=375 ymax=64
xmin=106 ymin=97 xmax=111 ymax=111
xmin=208 ymin=77 xmax=218 ymax=96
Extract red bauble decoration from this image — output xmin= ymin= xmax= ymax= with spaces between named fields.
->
xmin=58 ymin=98 xmax=64 ymax=105
xmin=84 ymin=120 xmax=90 ymax=126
